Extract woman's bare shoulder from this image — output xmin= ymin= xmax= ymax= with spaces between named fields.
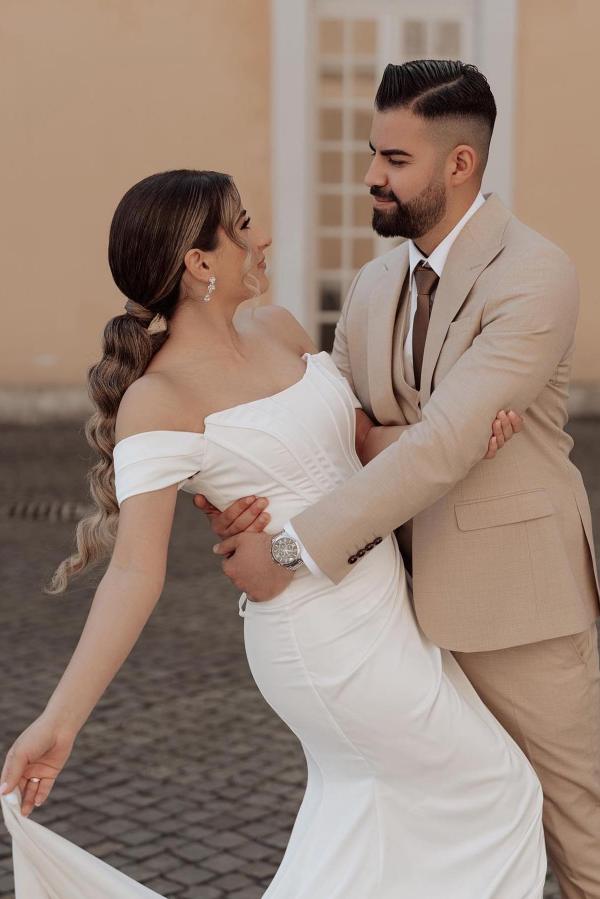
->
xmin=115 ymin=372 xmax=202 ymax=443
xmin=246 ymin=303 xmax=318 ymax=355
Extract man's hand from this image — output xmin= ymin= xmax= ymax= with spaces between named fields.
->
xmin=212 ymin=531 xmax=293 ymax=601
xmin=484 ymin=409 xmax=523 ymax=459
xmin=193 ymin=494 xmax=271 ymax=539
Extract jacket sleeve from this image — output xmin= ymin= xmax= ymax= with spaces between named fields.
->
xmin=290 ymin=254 xmax=580 ymax=584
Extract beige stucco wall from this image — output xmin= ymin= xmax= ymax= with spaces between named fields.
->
xmin=1 ymin=0 xmax=598 ymax=395
xmin=515 ymin=0 xmax=600 ymax=384
xmin=0 ymin=0 xmax=271 ymax=387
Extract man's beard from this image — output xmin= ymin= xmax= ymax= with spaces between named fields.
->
xmin=371 ymin=179 xmax=447 ymax=239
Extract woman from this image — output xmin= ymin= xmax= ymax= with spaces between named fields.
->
xmin=0 ymin=170 xmax=545 ymax=898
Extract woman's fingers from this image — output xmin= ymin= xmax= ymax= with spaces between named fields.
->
xmin=497 ymin=410 xmax=514 ymax=442
xmin=484 ymin=436 xmax=498 ymax=460
xmin=19 ymin=777 xmax=41 ymax=817
xmin=508 ymin=409 xmax=524 ymax=432
xmin=0 ymin=744 xmax=26 ymax=795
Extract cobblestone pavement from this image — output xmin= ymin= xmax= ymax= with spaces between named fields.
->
xmin=1 ymin=421 xmax=599 ymax=899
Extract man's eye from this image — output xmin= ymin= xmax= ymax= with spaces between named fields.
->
xmin=241 ymin=217 xmax=251 ymax=229
xmin=389 ymin=160 xmax=407 ymax=167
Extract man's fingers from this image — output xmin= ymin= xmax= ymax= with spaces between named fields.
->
xmin=245 ymin=512 xmax=271 ymax=533
xmin=220 ymin=499 xmax=270 ymax=537
xmin=213 ymin=535 xmax=240 ymax=556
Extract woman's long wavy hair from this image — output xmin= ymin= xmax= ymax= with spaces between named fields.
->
xmin=46 ymin=169 xmax=255 ymax=594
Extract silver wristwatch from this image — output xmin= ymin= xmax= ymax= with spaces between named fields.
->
xmin=271 ymin=530 xmax=304 ymax=572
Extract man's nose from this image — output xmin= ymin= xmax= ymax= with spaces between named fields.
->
xmin=364 ymin=156 xmax=387 ymax=189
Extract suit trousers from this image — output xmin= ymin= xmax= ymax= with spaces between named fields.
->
xmin=453 ymin=624 xmax=600 ymax=899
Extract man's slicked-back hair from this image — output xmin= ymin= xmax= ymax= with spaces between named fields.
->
xmin=376 ymin=59 xmax=496 ymax=129
xmin=375 ymin=59 xmax=496 ymax=168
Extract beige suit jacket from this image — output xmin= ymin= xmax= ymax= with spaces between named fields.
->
xmin=291 ymin=193 xmax=600 ymax=651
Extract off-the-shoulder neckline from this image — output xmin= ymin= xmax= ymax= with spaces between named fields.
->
xmin=113 ymin=351 xmax=329 ymax=452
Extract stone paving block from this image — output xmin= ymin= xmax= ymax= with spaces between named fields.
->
xmin=210 ymin=872 xmax=254 ymax=891
xmin=181 ymin=887 xmax=224 ymax=899
xmin=172 ymin=842 xmax=217 ymax=863
xmin=203 ymin=831 xmax=247 ymax=851
xmin=203 ymin=853 xmax=243 ymax=875
xmin=169 ymin=864 xmax=216 ymax=887
xmin=227 ymin=888 xmax=265 ymax=899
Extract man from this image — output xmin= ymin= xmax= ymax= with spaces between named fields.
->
xmin=201 ymin=60 xmax=600 ymax=897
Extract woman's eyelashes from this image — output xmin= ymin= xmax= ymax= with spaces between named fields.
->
xmin=241 ymin=217 xmax=252 ymax=230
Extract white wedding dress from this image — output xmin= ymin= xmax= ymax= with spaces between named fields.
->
xmin=2 ymin=351 xmax=546 ymax=898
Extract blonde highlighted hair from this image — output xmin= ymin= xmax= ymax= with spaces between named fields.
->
xmin=46 ymin=169 xmax=257 ymax=594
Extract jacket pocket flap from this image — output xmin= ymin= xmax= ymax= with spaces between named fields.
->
xmin=455 ymin=489 xmax=554 ymax=532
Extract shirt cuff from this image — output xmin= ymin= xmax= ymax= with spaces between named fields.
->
xmin=283 ymin=521 xmax=324 ymax=578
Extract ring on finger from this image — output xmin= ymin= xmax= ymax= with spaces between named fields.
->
xmin=29 ymin=777 xmax=41 ymax=783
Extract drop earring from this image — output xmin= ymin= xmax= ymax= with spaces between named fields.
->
xmin=203 ymin=276 xmax=216 ymax=303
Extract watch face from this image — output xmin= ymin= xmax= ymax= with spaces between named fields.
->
xmin=273 ymin=536 xmax=300 ymax=565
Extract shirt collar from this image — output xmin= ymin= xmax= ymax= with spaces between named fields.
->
xmin=408 ymin=191 xmax=486 ymax=281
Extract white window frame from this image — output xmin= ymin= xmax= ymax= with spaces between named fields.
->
xmin=271 ymin=0 xmax=518 ymax=336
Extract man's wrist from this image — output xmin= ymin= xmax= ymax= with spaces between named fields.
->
xmin=282 ymin=522 xmax=324 ymax=578
xmin=271 ymin=529 xmax=305 ymax=572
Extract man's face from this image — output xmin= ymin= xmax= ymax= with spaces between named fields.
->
xmin=366 ymin=107 xmax=448 ymax=240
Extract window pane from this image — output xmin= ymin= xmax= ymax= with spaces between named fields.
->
xmin=404 ymin=20 xmax=427 ymax=57
xmin=351 ymin=66 xmax=377 ymax=99
xmin=320 ymin=151 xmax=343 ymax=183
xmin=319 ymin=108 xmax=343 ymax=141
xmin=352 ymin=108 xmax=372 ymax=141
xmin=319 ymin=238 xmax=342 ymax=269
xmin=320 ymin=323 xmax=337 ymax=352
xmin=319 ymin=194 xmax=343 ymax=227
xmin=319 ymin=68 xmax=343 ymax=100
xmin=351 ymin=20 xmax=376 ymax=55
xmin=435 ymin=21 xmax=461 ymax=57
xmin=352 ymin=149 xmax=371 ymax=183
xmin=319 ymin=19 xmax=343 ymax=55
xmin=319 ymin=281 xmax=342 ymax=311
xmin=352 ymin=194 xmax=373 ymax=227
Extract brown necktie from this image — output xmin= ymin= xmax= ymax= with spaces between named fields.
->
xmin=412 ymin=262 xmax=439 ymax=391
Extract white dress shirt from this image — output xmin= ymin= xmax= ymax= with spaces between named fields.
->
xmin=285 ymin=192 xmax=487 ymax=578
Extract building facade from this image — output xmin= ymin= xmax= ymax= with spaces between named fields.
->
xmin=1 ymin=0 xmax=598 ymax=418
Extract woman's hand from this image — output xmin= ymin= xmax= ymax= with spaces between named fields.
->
xmin=0 ymin=715 xmax=76 ymax=816
xmin=484 ymin=409 xmax=524 ymax=459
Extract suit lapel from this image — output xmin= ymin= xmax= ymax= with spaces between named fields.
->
xmin=419 ymin=193 xmax=511 ymax=405
xmin=366 ymin=244 xmax=409 ymax=424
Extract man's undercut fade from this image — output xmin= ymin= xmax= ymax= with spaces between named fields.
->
xmin=375 ymin=59 xmax=497 ymax=171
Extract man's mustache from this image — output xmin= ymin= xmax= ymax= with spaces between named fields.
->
xmin=370 ymin=187 xmax=398 ymax=203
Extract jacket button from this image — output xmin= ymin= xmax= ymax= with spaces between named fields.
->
xmin=348 ymin=555 xmax=358 ymax=564
xmin=365 ymin=542 xmax=374 ymax=551
xmin=357 ymin=549 xmax=366 ymax=557
xmin=373 ymin=536 xmax=382 ymax=545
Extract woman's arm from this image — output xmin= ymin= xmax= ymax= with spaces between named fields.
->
xmin=44 ymin=486 xmax=178 ymax=734
xmin=0 ymin=482 xmax=179 ymax=814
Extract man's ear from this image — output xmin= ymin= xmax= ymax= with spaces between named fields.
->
xmin=450 ymin=144 xmax=478 ymax=185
